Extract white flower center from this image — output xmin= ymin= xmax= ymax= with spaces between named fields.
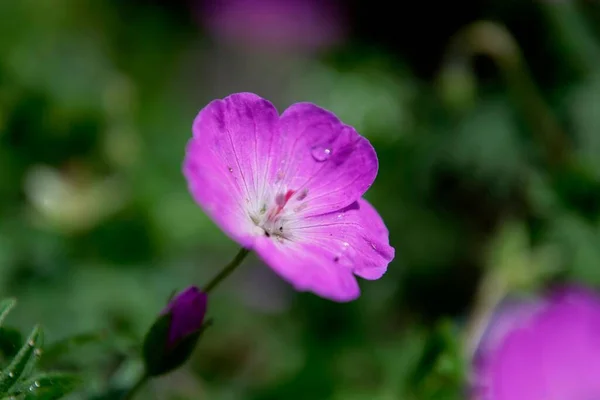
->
xmin=248 ymin=188 xmax=308 ymax=241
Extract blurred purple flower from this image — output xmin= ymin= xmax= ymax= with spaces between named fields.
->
xmin=473 ymin=286 xmax=600 ymax=400
xmin=162 ymin=286 xmax=207 ymax=348
xmin=183 ymin=93 xmax=394 ymax=302
xmin=201 ymin=0 xmax=347 ymax=51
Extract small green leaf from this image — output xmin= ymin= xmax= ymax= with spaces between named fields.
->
xmin=142 ymin=314 xmax=170 ymax=376
xmin=16 ymin=372 xmax=81 ymax=400
xmin=0 ymin=300 xmax=16 ymax=328
xmin=0 ymin=326 xmax=43 ymax=394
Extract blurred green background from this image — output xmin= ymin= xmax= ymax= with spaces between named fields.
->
xmin=1 ymin=0 xmax=600 ymax=398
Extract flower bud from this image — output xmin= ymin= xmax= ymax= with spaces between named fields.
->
xmin=142 ymin=286 xmax=208 ymax=376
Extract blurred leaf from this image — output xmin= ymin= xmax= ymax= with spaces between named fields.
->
xmin=567 ymin=74 xmax=600 ymax=180
xmin=547 ymin=212 xmax=600 ymax=285
xmin=0 ymin=327 xmax=24 ymax=359
xmin=485 ymin=220 xmax=556 ymax=290
xmin=40 ymin=331 xmax=105 ymax=366
xmin=443 ymin=98 xmax=525 ymax=196
xmin=12 ymin=372 xmax=81 ymax=400
xmin=409 ymin=320 xmax=465 ymax=396
xmin=0 ymin=325 xmax=43 ymax=394
xmin=0 ymin=299 xmax=16 ymax=327
xmin=87 ymin=388 xmax=127 ymax=400
xmin=551 ymin=161 xmax=600 ymax=220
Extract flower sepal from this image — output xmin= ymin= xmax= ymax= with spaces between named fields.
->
xmin=142 ymin=287 xmax=209 ymax=377
xmin=142 ymin=313 xmax=212 ymax=377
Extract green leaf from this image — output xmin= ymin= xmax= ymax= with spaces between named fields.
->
xmin=444 ymin=98 xmax=524 ymax=196
xmin=0 ymin=300 xmax=16 ymax=328
xmin=15 ymin=373 xmax=81 ymax=400
xmin=40 ymin=331 xmax=105 ymax=365
xmin=0 ymin=326 xmax=43 ymax=394
xmin=0 ymin=327 xmax=24 ymax=359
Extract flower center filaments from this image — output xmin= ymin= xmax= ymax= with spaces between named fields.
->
xmin=249 ymin=188 xmax=308 ymax=241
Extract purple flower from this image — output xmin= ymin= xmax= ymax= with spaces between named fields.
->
xmin=183 ymin=93 xmax=394 ymax=302
xmin=473 ymin=286 xmax=600 ymax=400
xmin=200 ymin=0 xmax=347 ymax=51
xmin=162 ymin=286 xmax=207 ymax=348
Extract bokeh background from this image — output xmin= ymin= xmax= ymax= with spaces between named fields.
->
xmin=1 ymin=0 xmax=600 ymax=398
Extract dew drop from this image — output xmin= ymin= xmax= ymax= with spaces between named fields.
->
xmin=34 ymin=381 xmax=40 ymax=388
xmin=333 ymin=242 xmax=351 ymax=264
xmin=227 ymin=166 xmax=233 ymax=173
xmin=310 ymin=146 xmax=331 ymax=162
xmin=34 ymin=348 xmax=42 ymax=356
xmin=8 ymin=372 xmax=14 ymax=378
xmin=370 ymin=242 xmax=377 ymax=251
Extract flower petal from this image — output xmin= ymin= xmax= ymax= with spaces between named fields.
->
xmin=273 ymin=103 xmax=378 ymax=216
xmin=163 ymin=287 xmax=207 ymax=348
xmin=253 ymin=198 xmax=394 ymax=302
xmin=183 ymin=93 xmax=279 ymax=245
xmin=473 ymin=286 xmax=600 ymax=400
xmin=254 ymin=236 xmax=361 ymax=302
xmin=287 ymin=198 xmax=394 ymax=280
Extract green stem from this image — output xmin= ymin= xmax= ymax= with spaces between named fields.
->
xmin=122 ymin=373 xmax=149 ymax=400
xmin=202 ymin=248 xmax=250 ymax=293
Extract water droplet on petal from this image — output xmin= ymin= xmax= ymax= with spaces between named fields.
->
xmin=227 ymin=166 xmax=233 ymax=173
xmin=333 ymin=242 xmax=353 ymax=265
xmin=311 ymin=146 xmax=331 ymax=162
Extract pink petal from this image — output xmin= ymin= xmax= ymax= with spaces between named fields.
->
xmin=474 ymin=286 xmax=600 ymax=400
xmin=253 ymin=198 xmax=394 ymax=302
xmin=183 ymin=93 xmax=279 ymax=246
xmin=273 ymin=103 xmax=378 ymax=216
xmin=254 ymin=236 xmax=361 ymax=302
